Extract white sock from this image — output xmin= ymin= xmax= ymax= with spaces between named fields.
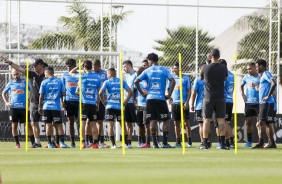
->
xmin=35 ymin=138 xmax=40 ymax=144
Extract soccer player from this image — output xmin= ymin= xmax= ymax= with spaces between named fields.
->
xmin=254 ymin=59 xmax=277 ymax=148
xmin=122 ymin=60 xmax=137 ymax=148
xmin=61 ymin=59 xmax=79 ymax=148
xmin=219 ymin=59 xmax=234 ymax=149
xmin=200 ymin=49 xmax=228 ymax=150
xmin=168 ymin=62 xmax=192 ymax=148
xmin=38 ymin=67 xmax=69 ymax=148
xmin=142 ymin=59 xmax=149 ymax=69
xmin=99 ymin=68 xmax=132 ymax=149
xmin=241 ymin=62 xmax=260 ymax=147
xmin=135 ymin=53 xmax=176 ymax=148
xmin=93 ymin=59 xmax=109 ymax=148
xmin=136 ymin=66 xmax=150 ymax=148
xmin=70 ymin=60 xmax=101 ymax=149
xmin=4 ymin=58 xmax=48 ymax=148
xmin=2 ymin=69 xmax=33 ymax=148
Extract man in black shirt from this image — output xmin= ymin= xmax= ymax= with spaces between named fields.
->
xmin=4 ymin=58 xmax=48 ymax=148
xmin=200 ymin=49 xmax=228 ymax=150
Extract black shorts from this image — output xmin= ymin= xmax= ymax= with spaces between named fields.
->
xmin=82 ymin=104 xmax=97 ymax=121
xmin=259 ymin=103 xmax=274 ymax=124
xmin=30 ymin=103 xmax=41 ymax=122
xmin=195 ymin=110 xmax=203 ymax=123
xmin=9 ymin=108 xmax=29 ymax=123
xmin=146 ymin=99 xmax=170 ymax=121
xmin=105 ymin=108 xmax=121 ymax=122
xmin=65 ymin=101 xmax=79 ymax=118
xmin=42 ymin=110 xmax=62 ymax=124
xmin=171 ymin=104 xmax=190 ymax=121
xmin=245 ymin=103 xmax=259 ymax=117
xmin=96 ymin=101 xmax=105 ymax=121
xmin=124 ymin=103 xmax=137 ymax=122
xmin=202 ymin=98 xmax=226 ymax=119
xmin=225 ymin=103 xmax=233 ymax=121
xmin=136 ymin=106 xmax=149 ymax=126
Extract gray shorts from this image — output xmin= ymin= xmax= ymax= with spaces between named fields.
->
xmin=202 ymin=98 xmax=226 ymax=119
xmin=30 ymin=102 xmax=41 ymax=122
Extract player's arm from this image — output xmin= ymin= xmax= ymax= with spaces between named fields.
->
xmin=3 ymin=59 xmax=25 ymax=74
xmin=124 ymin=88 xmax=133 ymax=106
xmin=134 ymin=78 xmax=146 ymax=97
xmin=2 ymin=91 xmax=11 ymax=107
xmin=99 ymin=88 xmax=106 ymax=106
xmin=189 ymin=89 xmax=197 ymax=112
xmin=264 ymin=79 xmax=277 ymax=101
xmin=184 ymin=88 xmax=191 ymax=110
xmin=96 ymin=88 xmax=101 ymax=111
xmin=240 ymin=83 xmax=246 ymax=102
xmin=166 ymin=78 xmax=175 ymax=99
xmin=38 ymin=93 xmax=44 ymax=115
xmin=69 ymin=65 xmax=80 ymax=76
xmin=61 ymin=92 xmax=66 ymax=109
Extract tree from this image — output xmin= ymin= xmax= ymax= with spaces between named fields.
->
xmin=29 ymin=1 xmax=131 ymax=52
xmin=154 ymin=26 xmax=214 ymax=73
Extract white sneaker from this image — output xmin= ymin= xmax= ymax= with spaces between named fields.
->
xmin=111 ymin=145 xmax=117 ymax=149
xmin=187 ymin=143 xmax=192 ymax=148
xmin=126 ymin=144 xmax=133 ymax=149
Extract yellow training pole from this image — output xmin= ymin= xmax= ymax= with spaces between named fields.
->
xmin=178 ymin=53 xmax=186 ymax=155
xmin=25 ymin=59 xmax=29 ymax=152
xmin=79 ymin=60 xmax=83 ymax=151
xmin=119 ymin=52 xmax=125 ymax=155
xmin=233 ymin=54 xmax=238 ymax=154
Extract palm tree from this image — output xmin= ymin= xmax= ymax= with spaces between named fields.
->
xmin=154 ymin=26 xmax=214 ymax=73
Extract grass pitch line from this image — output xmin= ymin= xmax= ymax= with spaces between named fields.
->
xmin=233 ymin=54 xmax=238 ymax=154
xmin=178 ymin=53 xmax=186 ymax=155
xmin=25 ymin=59 xmax=29 ymax=152
xmin=119 ymin=52 xmax=126 ymax=155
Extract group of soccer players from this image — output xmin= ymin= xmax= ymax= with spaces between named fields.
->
xmin=2 ymin=48 xmax=278 ymax=149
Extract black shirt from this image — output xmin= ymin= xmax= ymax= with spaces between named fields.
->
xmin=200 ymin=63 xmax=228 ymax=100
xmin=27 ymin=71 xmax=45 ymax=104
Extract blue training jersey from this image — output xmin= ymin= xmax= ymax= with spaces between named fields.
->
xmin=94 ymin=70 xmax=108 ymax=98
xmin=3 ymin=79 xmax=28 ymax=109
xmin=224 ymin=71 xmax=234 ymax=103
xmin=137 ymin=80 xmax=148 ymax=107
xmin=241 ymin=74 xmax=260 ymax=104
xmin=61 ymin=72 xmax=79 ymax=102
xmin=192 ymin=76 xmax=204 ymax=110
xmin=101 ymin=78 xmax=130 ymax=110
xmin=137 ymin=65 xmax=173 ymax=101
xmin=259 ymin=71 xmax=274 ymax=104
xmin=74 ymin=72 xmax=101 ymax=105
xmin=125 ymin=71 xmax=137 ymax=104
xmin=168 ymin=74 xmax=191 ymax=104
xmin=39 ymin=77 xmax=65 ymax=110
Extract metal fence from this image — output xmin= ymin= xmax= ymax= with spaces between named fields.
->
xmin=0 ymin=0 xmax=281 ymax=113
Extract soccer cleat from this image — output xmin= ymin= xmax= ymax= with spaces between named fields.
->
xmin=187 ymin=143 xmax=192 ymax=148
xmin=199 ymin=145 xmax=208 ymax=150
xmin=82 ymin=142 xmax=87 ymax=149
xmin=137 ymin=142 xmax=142 ymax=148
xmin=174 ymin=143 xmax=182 ymax=148
xmin=197 ymin=142 xmax=204 ymax=149
xmin=54 ymin=143 xmax=60 ymax=148
xmin=264 ymin=143 xmax=277 ymax=149
xmin=70 ymin=144 xmax=76 ymax=148
xmin=125 ymin=144 xmax=133 ymax=149
xmin=141 ymin=143 xmax=151 ymax=148
xmin=32 ymin=143 xmax=42 ymax=148
xmin=161 ymin=144 xmax=174 ymax=148
xmin=252 ymin=142 xmax=264 ymax=149
xmin=229 ymin=144 xmax=235 ymax=149
xmin=216 ymin=142 xmax=222 ymax=149
xmin=220 ymin=146 xmax=230 ymax=150
xmin=48 ymin=143 xmax=55 ymax=148
xmin=15 ymin=143 xmax=20 ymax=148
xmin=207 ymin=142 xmax=212 ymax=149
xmin=36 ymin=143 xmax=42 ymax=148
xmin=153 ymin=144 xmax=159 ymax=149
xmin=60 ymin=142 xmax=70 ymax=148
xmin=91 ymin=143 xmax=99 ymax=149
xmin=100 ymin=143 xmax=109 ymax=148
xmin=244 ymin=142 xmax=252 ymax=148
xmin=111 ymin=145 xmax=117 ymax=149
xmin=88 ymin=143 xmax=93 ymax=148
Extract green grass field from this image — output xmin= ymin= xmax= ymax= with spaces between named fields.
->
xmin=1 ymin=142 xmax=282 ymax=184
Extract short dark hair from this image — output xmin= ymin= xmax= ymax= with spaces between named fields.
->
xmin=256 ymin=59 xmax=267 ymax=68
xmin=248 ymin=62 xmax=256 ymax=67
xmin=146 ymin=53 xmax=158 ymax=62
xmin=122 ymin=60 xmax=133 ymax=68
xmin=219 ymin=59 xmax=227 ymax=66
xmin=65 ymin=58 xmax=76 ymax=67
xmin=174 ymin=62 xmax=180 ymax=68
xmin=44 ymin=66 xmax=54 ymax=75
xmin=210 ymin=49 xmax=220 ymax=58
xmin=94 ymin=59 xmax=101 ymax=67
xmin=83 ymin=60 xmax=92 ymax=70
xmin=107 ymin=67 xmax=116 ymax=75
xmin=143 ymin=59 xmax=148 ymax=63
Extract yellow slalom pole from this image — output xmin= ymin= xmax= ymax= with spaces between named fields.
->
xmin=25 ymin=59 xmax=29 ymax=152
xmin=79 ymin=59 xmax=83 ymax=151
xmin=119 ymin=52 xmax=125 ymax=155
xmin=233 ymin=54 xmax=238 ymax=154
xmin=178 ymin=53 xmax=186 ymax=155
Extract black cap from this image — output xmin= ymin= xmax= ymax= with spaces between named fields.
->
xmin=32 ymin=59 xmax=48 ymax=67
xmin=146 ymin=53 xmax=158 ymax=62
xmin=210 ymin=49 xmax=220 ymax=58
